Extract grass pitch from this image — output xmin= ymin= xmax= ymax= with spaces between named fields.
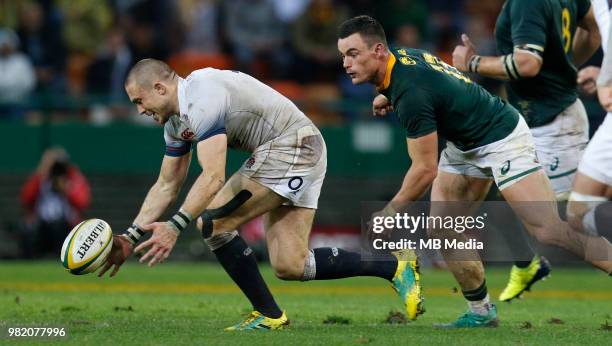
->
xmin=0 ymin=261 xmax=610 ymax=345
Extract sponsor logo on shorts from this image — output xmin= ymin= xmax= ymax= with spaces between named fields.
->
xmin=245 ymin=157 xmax=256 ymax=169
xmin=181 ymin=128 xmax=195 ymax=140
xmin=501 ymin=160 xmax=511 ymax=175
xmin=550 ymin=157 xmax=559 ymax=171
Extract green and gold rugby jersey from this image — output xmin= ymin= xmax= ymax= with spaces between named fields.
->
xmin=379 ymin=48 xmax=519 ymax=151
xmin=495 ymin=0 xmax=591 ymax=127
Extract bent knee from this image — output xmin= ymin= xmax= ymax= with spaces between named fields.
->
xmin=426 ymin=228 xmax=442 ymax=238
xmin=197 ymin=216 xmax=236 ymax=238
xmin=530 ymin=226 xmax=561 ymax=246
xmin=272 ymin=257 xmax=307 ymax=281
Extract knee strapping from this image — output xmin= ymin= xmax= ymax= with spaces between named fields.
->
xmin=204 ymin=230 xmax=239 ymax=251
xmin=584 ymin=202 xmax=612 ymax=238
xmin=301 ymin=250 xmax=316 ymax=281
xmin=567 ymin=192 xmax=607 ymax=217
xmin=201 ymin=190 xmax=253 ymax=238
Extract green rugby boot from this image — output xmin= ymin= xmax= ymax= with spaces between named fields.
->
xmin=435 ymin=304 xmax=498 ymax=328
xmin=225 ymin=311 xmax=289 ymax=331
xmin=391 ymin=249 xmax=424 ymax=320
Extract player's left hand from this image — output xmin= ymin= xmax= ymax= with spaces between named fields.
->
xmin=373 ymin=94 xmax=393 ymax=116
xmin=598 ymin=85 xmax=612 ymax=111
xmin=366 ymin=204 xmax=397 ymax=244
xmin=134 ymin=222 xmax=179 ymax=267
xmin=452 ymin=34 xmax=477 ymax=72
xmin=577 ymin=66 xmax=600 ymax=95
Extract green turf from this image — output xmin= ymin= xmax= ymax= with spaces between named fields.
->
xmin=0 ymin=261 xmax=610 ymax=345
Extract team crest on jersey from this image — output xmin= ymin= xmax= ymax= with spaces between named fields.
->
xmin=399 ymin=56 xmax=416 ymax=66
xmin=181 ymin=113 xmax=189 ymax=122
xmin=245 ymin=156 xmax=256 ymax=169
xmin=181 ymin=128 xmax=195 ymax=140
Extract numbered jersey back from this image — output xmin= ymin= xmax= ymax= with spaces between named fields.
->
xmin=494 ymin=0 xmax=591 ymax=127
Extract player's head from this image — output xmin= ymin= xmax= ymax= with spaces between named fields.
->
xmin=337 ymin=15 xmax=388 ymax=85
xmin=125 ymin=59 xmax=178 ymax=124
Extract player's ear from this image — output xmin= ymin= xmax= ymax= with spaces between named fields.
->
xmin=374 ymin=43 xmax=385 ymax=57
xmin=153 ymin=82 xmax=166 ymax=95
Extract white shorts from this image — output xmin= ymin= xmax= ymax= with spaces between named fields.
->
xmin=239 ymin=125 xmax=327 ymax=209
xmin=530 ymin=99 xmax=589 ymax=198
xmin=578 ymin=112 xmax=612 ymax=186
xmin=439 ymin=116 xmax=541 ymax=190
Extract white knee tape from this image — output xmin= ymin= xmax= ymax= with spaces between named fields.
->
xmin=204 ymin=230 xmax=239 ymax=251
xmin=567 ymin=192 xmax=607 ymax=218
xmin=582 ymin=208 xmax=599 ymax=236
xmin=301 ymin=250 xmax=316 ymax=281
xmin=568 ymin=192 xmax=608 ymax=203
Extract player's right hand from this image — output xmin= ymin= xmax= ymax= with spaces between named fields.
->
xmin=577 ymin=66 xmax=600 ymax=95
xmin=373 ymin=94 xmax=393 ymax=116
xmin=97 ymin=235 xmax=133 ymax=277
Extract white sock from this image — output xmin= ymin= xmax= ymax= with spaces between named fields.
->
xmin=468 ymin=294 xmax=490 ymax=316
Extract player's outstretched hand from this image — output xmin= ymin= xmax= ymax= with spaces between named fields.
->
xmin=98 ymin=235 xmax=133 ymax=278
xmin=366 ymin=204 xmax=397 ymax=244
xmin=452 ymin=34 xmax=477 ymax=72
xmin=373 ymin=94 xmax=393 ymax=116
xmin=578 ymin=66 xmax=601 ymax=95
xmin=598 ymin=85 xmax=612 ymax=111
xmin=134 ymin=222 xmax=178 ymax=267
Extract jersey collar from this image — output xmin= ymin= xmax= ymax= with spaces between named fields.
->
xmin=177 ymin=77 xmax=188 ymax=117
xmin=377 ymin=53 xmax=396 ymax=91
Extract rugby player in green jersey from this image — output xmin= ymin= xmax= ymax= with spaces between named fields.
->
xmin=337 ymin=15 xmax=612 ymax=328
xmin=452 ymin=0 xmax=600 ymax=302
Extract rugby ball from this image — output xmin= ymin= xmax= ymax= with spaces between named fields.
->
xmin=61 ymin=219 xmax=113 ymax=275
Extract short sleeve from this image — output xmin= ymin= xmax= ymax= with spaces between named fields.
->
xmin=576 ymin=0 xmax=591 ymax=21
xmin=510 ymin=0 xmax=548 ymax=48
xmin=395 ymin=88 xmax=437 ymax=138
xmin=163 ymin=126 xmax=192 ymax=157
xmin=187 ymin=79 xmax=229 ymax=142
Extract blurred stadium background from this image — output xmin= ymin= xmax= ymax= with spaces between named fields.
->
xmin=0 ymin=0 xmax=608 ymax=262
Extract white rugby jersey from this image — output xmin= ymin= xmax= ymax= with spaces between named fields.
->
xmin=592 ymin=0 xmax=612 ymax=86
xmin=593 ymin=0 xmax=611 ymax=53
xmin=164 ymin=68 xmax=313 ymax=156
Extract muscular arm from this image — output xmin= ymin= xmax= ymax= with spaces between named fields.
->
xmin=132 ymin=153 xmax=191 ymax=226
xmin=474 ymin=51 xmax=542 ymax=80
xmin=179 ymin=134 xmax=228 ymax=217
xmin=389 ymin=132 xmax=439 ymax=210
xmin=573 ymin=7 xmax=601 ymax=67
xmin=452 ymin=35 xmax=543 ymax=81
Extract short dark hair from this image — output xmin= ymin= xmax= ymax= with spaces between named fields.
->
xmin=338 ymin=15 xmax=388 ymax=47
xmin=125 ymin=58 xmax=175 ymax=88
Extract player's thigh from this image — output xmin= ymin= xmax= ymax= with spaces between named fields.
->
xmin=429 ymin=171 xmax=492 ymax=237
xmin=499 ymin=170 xmax=560 ymax=230
xmin=198 ymin=173 xmax=286 ymax=236
xmin=432 ymin=170 xmax=493 ymax=202
xmin=265 ymin=206 xmax=315 ymax=277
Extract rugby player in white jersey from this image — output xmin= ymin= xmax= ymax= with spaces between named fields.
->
xmin=96 ymin=59 xmax=422 ymax=331
xmin=567 ymin=0 xmax=612 ymax=248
